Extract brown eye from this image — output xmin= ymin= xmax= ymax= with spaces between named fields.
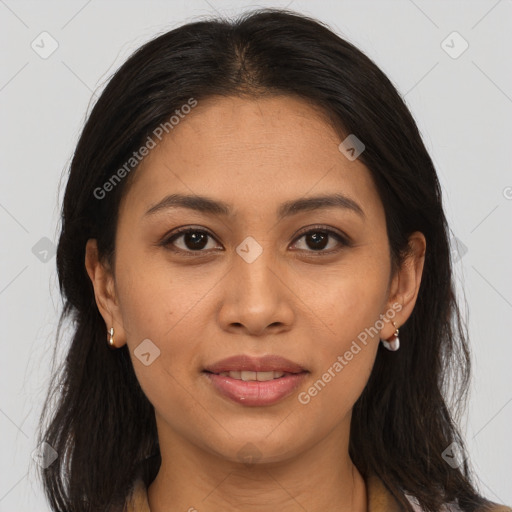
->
xmin=163 ymin=228 xmax=220 ymax=253
xmin=303 ymin=231 xmax=330 ymax=250
xmin=291 ymin=226 xmax=350 ymax=254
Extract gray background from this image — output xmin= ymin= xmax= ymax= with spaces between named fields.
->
xmin=0 ymin=0 xmax=511 ymax=509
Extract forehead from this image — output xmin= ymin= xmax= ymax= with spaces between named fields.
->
xmin=120 ymin=95 xmax=382 ymax=221
xmin=150 ymin=94 xmax=341 ymax=162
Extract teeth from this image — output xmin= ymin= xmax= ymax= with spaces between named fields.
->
xmin=256 ymin=371 xmax=276 ymax=381
xmin=217 ymin=370 xmax=287 ymax=381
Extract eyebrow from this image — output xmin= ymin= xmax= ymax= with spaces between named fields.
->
xmin=144 ymin=193 xmax=365 ymax=220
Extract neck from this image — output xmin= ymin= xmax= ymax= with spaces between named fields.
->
xmin=147 ymin=418 xmax=367 ymax=512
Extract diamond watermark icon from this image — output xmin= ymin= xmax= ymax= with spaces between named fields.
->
xmin=134 ymin=338 xmax=161 ymax=366
xmin=237 ymin=442 xmax=262 ymax=465
xmin=32 ymin=237 xmax=57 ymax=263
xmin=338 ymin=134 xmax=365 ymax=161
xmin=31 ymin=441 xmax=58 ymax=469
xmin=31 ymin=31 xmax=59 ymax=59
xmin=441 ymin=31 xmax=469 ymax=59
xmin=449 ymin=236 xmax=468 ymax=263
xmin=236 ymin=236 xmax=263 ymax=264
xmin=442 ymin=441 xmax=465 ymax=468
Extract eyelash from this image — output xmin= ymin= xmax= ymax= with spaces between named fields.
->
xmin=160 ymin=224 xmax=351 ymax=257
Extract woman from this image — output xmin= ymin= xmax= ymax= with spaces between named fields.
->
xmin=36 ymin=8 xmax=510 ymax=512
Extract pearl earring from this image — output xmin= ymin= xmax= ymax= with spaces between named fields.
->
xmin=381 ymin=321 xmax=400 ymax=351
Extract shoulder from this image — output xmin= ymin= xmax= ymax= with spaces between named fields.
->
xmin=405 ymin=495 xmax=512 ymax=512
xmin=405 ymin=494 xmax=511 ymax=512
xmin=476 ymin=503 xmax=512 ymax=512
xmin=367 ymin=473 xmax=511 ymax=512
xmin=124 ymin=477 xmax=150 ymax=512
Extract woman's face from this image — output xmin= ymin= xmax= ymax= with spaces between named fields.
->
xmin=88 ymin=94 xmax=424 ymax=465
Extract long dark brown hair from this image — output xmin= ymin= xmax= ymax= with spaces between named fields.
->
xmin=36 ymin=8 xmax=497 ymax=512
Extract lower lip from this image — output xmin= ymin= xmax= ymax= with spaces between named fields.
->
xmin=203 ymin=371 xmax=308 ymax=406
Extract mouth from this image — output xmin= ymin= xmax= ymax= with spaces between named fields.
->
xmin=202 ymin=354 xmax=309 ymax=406
xmin=203 ymin=370 xmax=301 ymax=381
xmin=203 ymin=353 xmax=308 ymax=375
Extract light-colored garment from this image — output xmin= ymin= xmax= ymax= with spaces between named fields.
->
xmin=124 ymin=473 xmax=511 ymax=511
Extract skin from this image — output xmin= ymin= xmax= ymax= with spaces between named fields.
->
xmin=85 ymin=95 xmax=426 ymax=512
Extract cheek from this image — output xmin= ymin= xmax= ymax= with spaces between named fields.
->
xmin=297 ymin=273 xmax=387 ymax=415
xmin=114 ymin=259 xmax=201 ymax=411
xmin=297 ymin=253 xmax=389 ymax=406
xmin=114 ymin=247 xmax=200 ymax=341
xmin=306 ymin=251 xmax=390 ymax=340
xmin=298 ymin=345 xmax=375 ymax=428
xmin=114 ymin=249 xmax=215 ymax=381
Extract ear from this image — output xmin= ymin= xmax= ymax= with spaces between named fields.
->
xmin=381 ymin=231 xmax=426 ymax=340
xmin=84 ymin=239 xmax=127 ymax=348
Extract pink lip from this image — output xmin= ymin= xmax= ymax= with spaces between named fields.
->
xmin=204 ymin=372 xmax=308 ymax=406
xmin=204 ymin=354 xmax=307 ymax=374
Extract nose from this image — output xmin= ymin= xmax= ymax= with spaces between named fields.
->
xmin=217 ymin=241 xmax=295 ymax=337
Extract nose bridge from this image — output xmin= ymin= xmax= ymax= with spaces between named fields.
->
xmin=218 ymin=232 xmax=293 ymax=334
xmin=233 ymin=233 xmax=279 ymax=300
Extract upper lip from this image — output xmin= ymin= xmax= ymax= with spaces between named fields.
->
xmin=204 ymin=354 xmax=308 ymax=374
